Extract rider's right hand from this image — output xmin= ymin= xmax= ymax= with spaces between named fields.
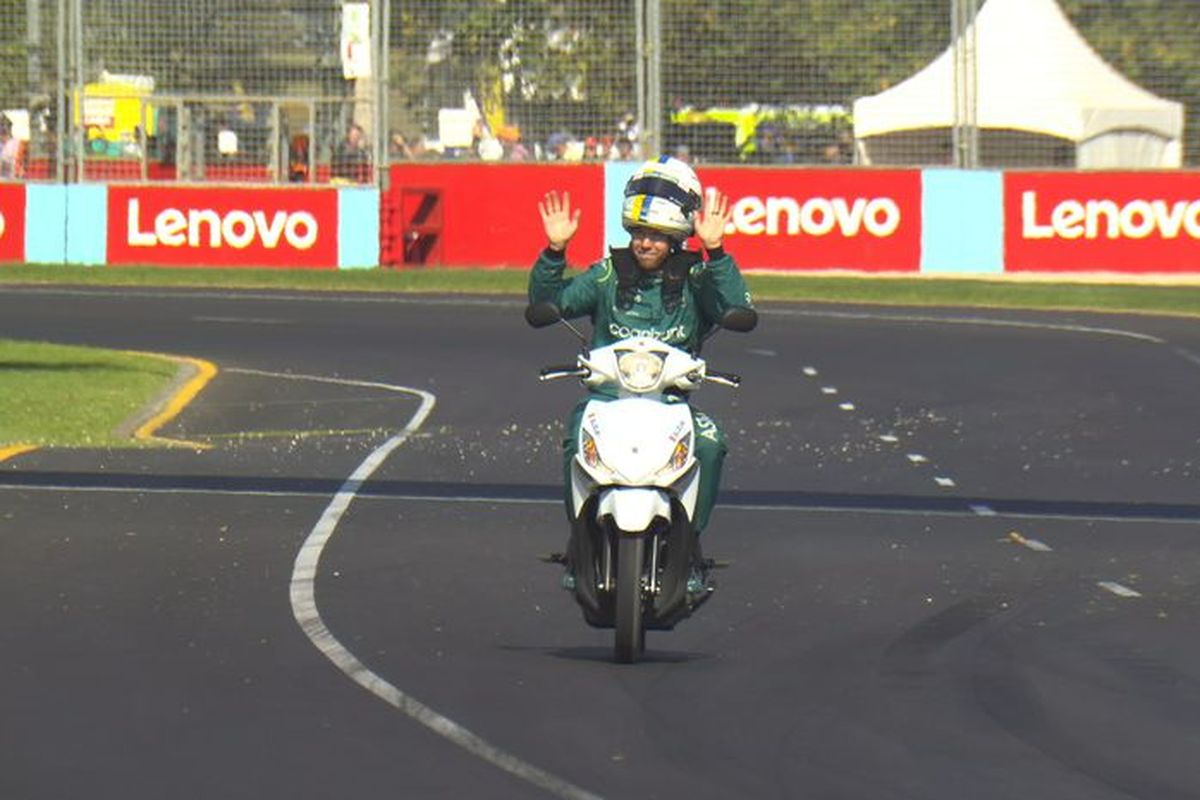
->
xmin=539 ymin=190 xmax=581 ymax=252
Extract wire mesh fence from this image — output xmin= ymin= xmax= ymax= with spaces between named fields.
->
xmin=0 ymin=0 xmax=1196 ymax=182
xmin=386 ymin=0 xmax=639 ymax=163
xmin=0 ymin=0 xmax=381 ymax=183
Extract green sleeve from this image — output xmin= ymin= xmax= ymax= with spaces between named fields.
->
xmin=528 ymin=248 xmax=611 ymax=320
xmin=691 ymin=249 xmax=754 ymax=324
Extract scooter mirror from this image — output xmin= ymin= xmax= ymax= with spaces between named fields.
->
xmin=525 ymin=302 xmax=564 ymax=329
xmin=720 ymin=307 xmax=758 ymax=333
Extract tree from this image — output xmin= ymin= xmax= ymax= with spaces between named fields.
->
xmin=390 ymin=0 xmax=636 ymax=146
xmin=1062 ymin=0 xmax=1200 ymax=163
xmin=0 ymin=0 xmax=31 ymax=109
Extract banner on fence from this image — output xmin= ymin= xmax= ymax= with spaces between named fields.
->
xmin=695 ymin=168 xmax=923 ymax=272
xmin=387 ymin=164 xmax=920 ymax=271
xmin=387 ymin=163 xmax=604 ymax=267
xmin=107 ymin=186 xmax=340 ymax=268
xmin=0 ymin=183 xmax=26 ymax=263
xmin=1006 ymin=172 xmax=1200 ymax=273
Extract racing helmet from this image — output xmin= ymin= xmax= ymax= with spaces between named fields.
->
xmin=621 ymin=156 xmax=703 ymax=241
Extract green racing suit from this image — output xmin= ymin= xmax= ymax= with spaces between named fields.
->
xmin=529 ymin=244 xmax=753 ymax=533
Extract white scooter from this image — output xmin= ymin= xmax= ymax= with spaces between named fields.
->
xmin=526 ymin=302 xmax=756 ymax=663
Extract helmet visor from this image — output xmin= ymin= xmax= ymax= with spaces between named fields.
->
xmin=624 ymin=176 xmax=701 ymax=214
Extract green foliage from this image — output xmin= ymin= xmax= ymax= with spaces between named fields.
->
xmin=391 ymin=0 xmax=635 ymax=141
xmin=0 ymin=40 xmax=27 ymax=109
xmin=0 ymin=0 xmax=1196 ymax=162
xmin=80 ymin=0 xmax=342 ymax=94
xmin=663 ymin=0 xmax=948 ymax=106
xmin=0 ymin=0 xmax=28 ymax=108
xmin=1062 ymin=0 xmax=1200 ymax=162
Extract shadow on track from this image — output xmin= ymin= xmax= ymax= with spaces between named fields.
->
xmin=5 ymin=471 xmax=1200 ymax=524
xmin=500 ymin=644 xmax=709 ymax=665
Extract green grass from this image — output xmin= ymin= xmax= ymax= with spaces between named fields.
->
xmin=5 ymin=262 xmax=1200 ymax=317
xmin=0 ymin=339 xmax=178 ymax=448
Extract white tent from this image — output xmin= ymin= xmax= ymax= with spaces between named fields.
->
xmin=852 ymin=0 xmax=1185 ymax=168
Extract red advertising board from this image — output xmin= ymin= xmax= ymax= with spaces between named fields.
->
xmin=388 ymin=163 xmax=604 ymax=268
xmin=107 ymin=186 xmax=339 ymax=268
xmin=1006 ymin=172 xmax=1200 ymax=273
xmin=0 ymin=183 xmax=26 ymax=263
xmin=695 ymin=168 xmax=923 ymax=272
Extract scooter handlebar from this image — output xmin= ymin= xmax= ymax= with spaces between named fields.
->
xmin=703 ymin=370 xmax=742 ymax=388
xmin=539 ymin=365 xmax=591 ymax=382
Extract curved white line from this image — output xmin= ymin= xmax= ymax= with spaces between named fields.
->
xmin=256 ymin=368 xmax=603 ymax=800
xmin=763 ymin=307 xmax=1167 ymax=344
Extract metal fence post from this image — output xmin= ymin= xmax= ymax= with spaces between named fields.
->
xmin=54 ymin=0 xmax=65 ymax=183
xmin=645 ymin=0 xmax=661 ymax=159
xmin=952 ymin=0 xmax=980 ymax=169
xmin=378 ymin=0 xmax=390 ymax=188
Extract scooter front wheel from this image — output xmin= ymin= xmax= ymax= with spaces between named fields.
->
xmin=614 ymin=533 xmax=646 ymax=663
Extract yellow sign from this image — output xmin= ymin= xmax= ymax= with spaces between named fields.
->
xmin=74 ymin=75 xmax=157 ymax=144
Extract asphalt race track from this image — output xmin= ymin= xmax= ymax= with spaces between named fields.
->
xmin=2 ymin=284 xmax=1200 ymax=800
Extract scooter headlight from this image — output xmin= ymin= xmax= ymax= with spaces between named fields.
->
xmin=615 ymin=349 xmax=665 ymax=391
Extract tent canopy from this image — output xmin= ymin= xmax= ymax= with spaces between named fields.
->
xmin=852 ymin=0 xmax=1185 ymax=167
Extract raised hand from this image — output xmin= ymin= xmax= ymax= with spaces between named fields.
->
xmin=538 ymin=190 xmax=582 ymax=252
xmin=694 ymin=189 xmax=731 ymax=250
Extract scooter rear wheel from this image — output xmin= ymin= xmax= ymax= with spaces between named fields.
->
xmin=614 ymin=534 xmax=646 ymax=663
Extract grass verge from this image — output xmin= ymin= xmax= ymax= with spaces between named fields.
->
xmin=0 ymin=339 xmax=179 ymax=448
xmin=5 ymin=263 xmax=1200 ymax=317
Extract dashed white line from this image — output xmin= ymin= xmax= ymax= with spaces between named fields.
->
xmin=802 ymin=366 xmax=819 ymax=377
xmin=934 ymin=476 xmax=957 ymax=488
xmin=821 ymin=386 xmax=839 ymax=395
xmin=970 ymin=504 xmax=997 ymax=516
xmin=193 ymin=315 xmax=292 ymax=325
xmin=878 ymin=434 xmax=899 ymax=443
xmin=1007 ymin=531 xmax=1053 ymax=552
xmin=906 ymin=454 xmax=928 ymax=464
xmin=1097 ymin=581 xmax=1142 ymax=599
xmin=838 ymin=402 xmax=856 ymax=411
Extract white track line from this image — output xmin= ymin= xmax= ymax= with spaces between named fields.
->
xmin=1097 ymin=581 xmax=1143 ymax=598
xmin=253 ymin=368 xmax=605 ymax=800
xmin=766 ymin=307 xmax=1168 ymax=345
xmin=1006 ymin=531 xmax=1054 ymax=552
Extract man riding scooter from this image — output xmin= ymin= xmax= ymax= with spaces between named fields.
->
xmin=529 ymin=156 xmax=756 ymax=592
